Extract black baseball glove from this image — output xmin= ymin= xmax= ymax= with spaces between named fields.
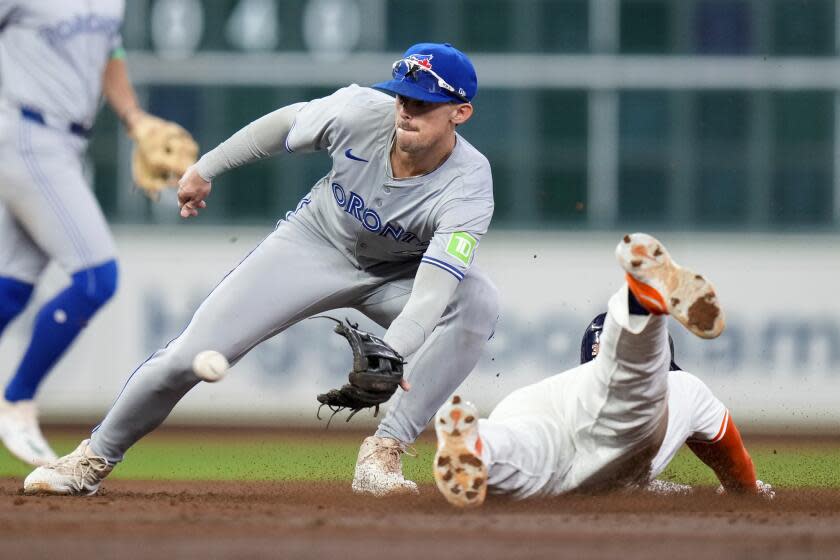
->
xmin=316 ymin=318 xmax=405 ymax=425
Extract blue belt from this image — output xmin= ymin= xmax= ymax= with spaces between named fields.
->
xmin=20 ymin=107 xmax=91 ymax=138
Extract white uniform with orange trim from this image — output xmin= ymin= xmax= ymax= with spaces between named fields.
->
xmin=474 ymin=285 xmax=727 ymax=499
xmin=649 ymin=369 xmax=728 ymax=478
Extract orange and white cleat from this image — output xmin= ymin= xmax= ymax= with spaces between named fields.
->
xmin=433 ymin=395 xmax=487 ymax=508
xmin=616 ymin=233 xmax=725 ymax=339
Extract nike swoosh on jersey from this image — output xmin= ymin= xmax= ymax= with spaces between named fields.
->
xmin=345 ymin=148 xmax=369 ymax=163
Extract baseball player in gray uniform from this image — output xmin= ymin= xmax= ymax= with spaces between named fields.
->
xmin=24 ymin=42 xmax=499 ymax=497
xmin=0 ymin=1 xmax=175 ymax=466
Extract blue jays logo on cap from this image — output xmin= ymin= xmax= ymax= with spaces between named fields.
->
xmin=409 ymin=53 xmax=434 ymax=69
xmin=374 ymin=42 xmax=478 ymax=104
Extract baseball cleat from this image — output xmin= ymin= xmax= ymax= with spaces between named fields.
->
xmin=351 ymin=436 xmax=419 ymax=497
xmin=0 ymin=399 xmax=58 ymax=466
xmin=433 ymin=395 xmax=487 ymax=509
xmin=616 ymin=233 xmax=725 ymax=339
xmin=23 ymin=439 xmax=112 ymax=496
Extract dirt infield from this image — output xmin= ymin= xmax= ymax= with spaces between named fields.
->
xmin=1 ymin=479 xmax=839 ymax=560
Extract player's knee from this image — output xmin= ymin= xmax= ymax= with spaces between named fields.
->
xmin=148 ymin=343 xmax=198 ymax=383
xmin=473 ymin=274 xmax=500 ymax=318
xmin=0 ymin=276 xmax=34 ymax=322
xmin=458 ymin=273 xmax=500 ymax=335
xmin=161 ymin=343 xmax=197 ymax=374
xmin=70 ymin=260 xmax=119 ymax=312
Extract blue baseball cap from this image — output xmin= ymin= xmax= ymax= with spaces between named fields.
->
xmin=374 ymin=42 xmax=478 ymax=103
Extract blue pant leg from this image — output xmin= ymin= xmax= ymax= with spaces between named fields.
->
xmin=4 ymin=260 xmax=118 ymax=402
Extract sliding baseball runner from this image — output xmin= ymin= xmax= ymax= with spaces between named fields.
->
xmin=433 ymin=233 xmax=774 ymax=507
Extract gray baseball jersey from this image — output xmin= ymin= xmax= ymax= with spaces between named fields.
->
xmin=88 ymin=85 xmax=500 ymax=462
xmin=0 ymin=0 xmax=124 ymax=127
xmin=0 ymin=0 xmax=121 ymax=279
xmin=285 ymin=85 xmax=494 ymax=280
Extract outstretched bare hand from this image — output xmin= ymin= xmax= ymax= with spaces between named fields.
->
xmin=177 ymin=165 xmax=210 ymax=218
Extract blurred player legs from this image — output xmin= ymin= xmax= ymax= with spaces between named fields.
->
xmin=1 ymin=1 xmax=196 ymax=469
xmin=0 ymin=109 xmax=118 ymax=465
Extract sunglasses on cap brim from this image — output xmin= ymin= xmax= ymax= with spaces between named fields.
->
xmin=391 ymin=58 xmax=470 ymax=104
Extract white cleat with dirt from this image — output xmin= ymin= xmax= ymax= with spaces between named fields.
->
xmin=0 ymin=399 xmax=58 ymax=466
xmin=616 ymin=233 xmax=726 ymax=339
xmin=23 ymin=439 xmax=112 ymax=496
xmin=351 ymin=435 xmax=419 ymax=497
xmin=433 ymin=395 xmax=487 ymax=509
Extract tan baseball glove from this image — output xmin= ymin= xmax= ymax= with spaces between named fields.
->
xmin=130 ymin=114 xmax=198 ymax=200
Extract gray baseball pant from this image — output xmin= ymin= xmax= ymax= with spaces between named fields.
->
xmin=90 ymin=220 xmax=498 ymax=463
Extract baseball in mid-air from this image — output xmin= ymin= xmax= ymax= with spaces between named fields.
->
xmin=192 ymin=350 xmax=229 ymax=382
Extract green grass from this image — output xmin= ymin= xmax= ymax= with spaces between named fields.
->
xmin=0 ymin=434 xmax=438 ymax=483
xmin=2 ymin=434 xmax=839 ymax=488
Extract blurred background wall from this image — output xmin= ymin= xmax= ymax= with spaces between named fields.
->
xmin=95 ymin=0 xmax=840 ymax=233
xmin=2 ymin=0 xmax=838 ymax=430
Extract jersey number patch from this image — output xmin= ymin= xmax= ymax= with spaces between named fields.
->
xmin=446 ymin=232 xmax=477 ymax=266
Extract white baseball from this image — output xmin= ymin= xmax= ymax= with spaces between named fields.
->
xmin=192 ymin=350 xmax=229 ymax=382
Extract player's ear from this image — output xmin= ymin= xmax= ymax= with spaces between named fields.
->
xmin=451 ymin=103 xmax=473 ymax=126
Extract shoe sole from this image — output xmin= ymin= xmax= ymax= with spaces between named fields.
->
xmin=350 ymin=478 xmax=419 ymax=497
xmin=616 ymin=233 xmax=725 ymax=339
xmin=433 ymin=396 xmax=487 ymax=509
xmin=23 ymin=482 xmax=69 ymax=496
xmin=23 ymin=482 xmax=99 ymax=497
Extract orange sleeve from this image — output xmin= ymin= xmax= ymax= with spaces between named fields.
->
xmin=687 ymin=413 xmax=757 ymax=493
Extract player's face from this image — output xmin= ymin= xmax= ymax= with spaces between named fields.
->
xmin=394 ymin=95 xmax=473 ymax=154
